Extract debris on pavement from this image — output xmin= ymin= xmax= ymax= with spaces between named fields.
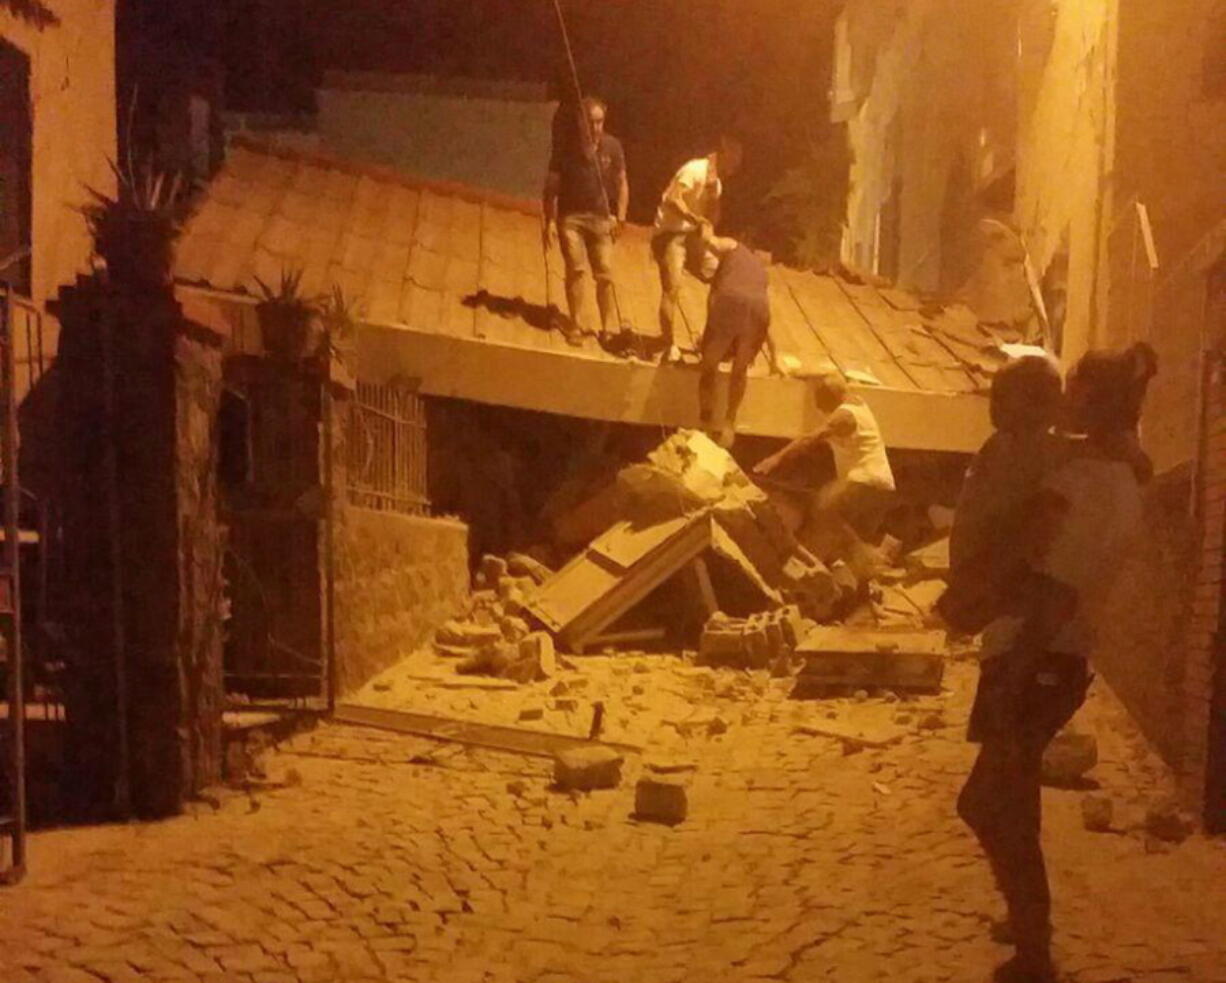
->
xmin=634 ymin=774 xmax=689 ymax=825
xmin=1041 ymin=729 xmax=1099 ymax=787
xmin=1082 ymin=793 xmax=1115 ymax=832
xmin=554 ymin=745 xmax=624 ymax=791
xmin=1144 ymin=797 xmax=1196 ymax=844
xmin=792 ymin=626 xmax=946 ymax=694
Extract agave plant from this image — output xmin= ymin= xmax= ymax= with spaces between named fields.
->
xmin=318 ymin=285 xmax=362 ymax=355
xmin=253 ymin=269 xmax=322 ymax=361
xmin=83 ymin=160 xmax=184 ymax=290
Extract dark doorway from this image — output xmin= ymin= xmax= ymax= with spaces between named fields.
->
xmin=0 ymin=40 xmax=32 ymax=296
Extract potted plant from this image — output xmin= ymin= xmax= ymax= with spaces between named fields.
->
xmin=253 ymin=269 xmax=320 ymax=361
xmin=83 ymin=161 xmax=183 ymax=291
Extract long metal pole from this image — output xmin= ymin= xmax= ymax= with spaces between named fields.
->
xmin=2 ymin=288 xmax=26 ymax=882
xmin=322 ymin=359 xmax=337 ymax=714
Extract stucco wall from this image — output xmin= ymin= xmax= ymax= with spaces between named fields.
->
xmin=1013 ymin=0 xmax=1115 ymax=365
xmin=316 ymin=81 xmax=553 ymax=201
xmin=840 ymin=0 xmax=1017 ymax=294
xmin=333 ymin=507 xmax=469 ymax=695
xmin=1 ymin=0 xmax=116 ymax=309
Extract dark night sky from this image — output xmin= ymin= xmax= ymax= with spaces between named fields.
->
xmin=122 ymin=0 xmax=842 ymax=236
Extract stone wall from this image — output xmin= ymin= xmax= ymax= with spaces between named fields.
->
xmin=333 ymin=507 xmax=469 ymax=696
xmin=56 ymin=278 xmax=225 ymax=819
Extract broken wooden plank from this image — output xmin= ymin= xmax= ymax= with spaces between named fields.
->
xmin=335 ymin=703 xmax=642 ymax=758
xmin=791 ymin=720 xmax=910 ymax=750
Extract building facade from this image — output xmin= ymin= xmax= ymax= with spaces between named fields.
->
xmin=835 ymin=0 xmax=1226 ymax=822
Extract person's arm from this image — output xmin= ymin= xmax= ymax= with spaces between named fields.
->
xmin=754 ymin=406 xmax=854 ymax=476
xmin=617 ymin=169 xmax=629 ymax=224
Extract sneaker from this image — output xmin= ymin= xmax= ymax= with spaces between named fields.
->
xmin=660 ymin=343 xmax=681 ymax=365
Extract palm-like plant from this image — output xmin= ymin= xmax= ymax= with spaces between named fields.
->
xmin=253 ymin=269 xmax=321 ymax=361
xmin=83 ymin=160 xmax=184 ymax=290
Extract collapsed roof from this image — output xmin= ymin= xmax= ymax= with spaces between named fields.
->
xmin=174 ymin=141 xmax=1002 ymax=452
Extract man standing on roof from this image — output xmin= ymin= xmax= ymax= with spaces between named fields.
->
xmin=698 ymin=232 xmax=777 ymax=449
xmin=652 ymin=134 xmax=744 ymax=364
xmin=542 ymin=95 xmax=629 ymax=345
xmin=753 ymin=369 xmax=895 ymax=576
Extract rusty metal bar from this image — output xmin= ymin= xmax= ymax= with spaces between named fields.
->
xmin=0 ymin=286 xmax=27 ymax=884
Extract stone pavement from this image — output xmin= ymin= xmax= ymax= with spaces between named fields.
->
xmin=3 ymin=658 xmax=1225 ymax=983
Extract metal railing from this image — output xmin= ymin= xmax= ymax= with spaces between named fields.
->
xmin=346 ymin=380 xmax=429 ymax=516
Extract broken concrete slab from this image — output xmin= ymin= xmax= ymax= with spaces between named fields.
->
xmin=634 ymin=775 xmax=688 ymax=825
xmin=794 ymin=626 xmax=946 ymax=692
xmin=435 ymin=620 xmax=503 ymax=649
xmin=553 ymin=745 xmax=624 ymax=791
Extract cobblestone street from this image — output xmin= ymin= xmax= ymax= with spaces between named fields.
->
xmin=4 ymin=658 xmax=1225 ymax=983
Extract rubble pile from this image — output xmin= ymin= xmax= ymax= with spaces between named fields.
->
xmin=614 ymin=430 xmax=840 ymax=619
xmin=697 ymin=605 xmax=809 ymax=674
xmin=431 ymin=430 xmax=955 ymax=688
xmin=432 ymin=552 xmax=559 ymax=682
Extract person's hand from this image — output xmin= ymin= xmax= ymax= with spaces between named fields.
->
xmin=753 ymin=454 xmax=779 ymax=477
xmin=609 ymin=216 xmax=623 ymax=241
xmin=541 ymin=219 xmax=556 ymax=250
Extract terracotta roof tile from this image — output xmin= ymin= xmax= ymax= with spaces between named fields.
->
xmin=177 ymin=143 xmax=993 ymax=395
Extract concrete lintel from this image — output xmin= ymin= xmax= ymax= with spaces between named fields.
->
xmin=173 ymin=286 xmax=990 ymax=453
xmin=353 ymin=322 xmax=991 ymax=453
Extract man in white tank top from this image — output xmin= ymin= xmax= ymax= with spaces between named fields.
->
xmin=753 ymin=370 xmax=895 ymax=567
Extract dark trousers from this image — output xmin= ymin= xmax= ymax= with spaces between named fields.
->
xmin=957 ymin=652 xmax=1091 ymax=965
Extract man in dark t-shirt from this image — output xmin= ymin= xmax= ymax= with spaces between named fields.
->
xmin=543 ymin=96 xmax=629 ymax=342
xmin=699 ymin=234 xmax=776 ymax=448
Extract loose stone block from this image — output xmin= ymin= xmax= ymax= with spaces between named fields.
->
xmin=553 ymin=746 xmax=624 ymax=791
xmin=634 ymin=775 xmax=688 ymax=825
xmin=1081 ymin=793 xmax=1114 ymax=832
xmin=1041 ymin=730 xmax=1098 ymax=787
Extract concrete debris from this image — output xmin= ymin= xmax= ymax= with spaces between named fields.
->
xmin=476 ymin=554 xmax=509 ymax=589
xmin=698 ymin=605 xmax=810 ymax=670
xmin=1144 ymin=798 xmax=1195 ymax=844
xmin=793 ymin=626 xmax=946 ymax=693
xmin=507 ymin=552 xmax=553 ymax=585
xmin=553 ymin=745 xmax=624 ymax=791
xmin=1081 ymin=793 xmax=1114 ymax=832
xmin=1041 ymin=730 xmax=1098 ymax=787
xmin=634 ymin=775 xmax=688 ymax=825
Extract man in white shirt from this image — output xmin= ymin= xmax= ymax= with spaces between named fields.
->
xmin=753 ymin=369 xmax=895 ymax=573
xmin=651 ymin=135 xmax=743 ymax=364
